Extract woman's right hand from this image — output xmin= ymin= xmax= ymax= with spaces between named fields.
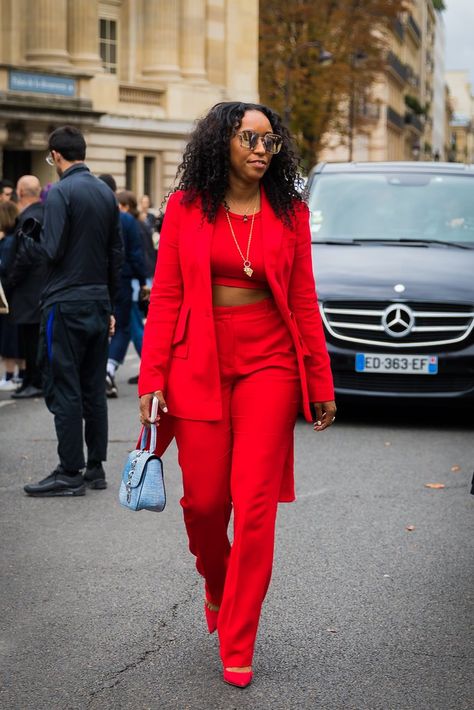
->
xmin=139 ymin=390 xmax=168 ymax=426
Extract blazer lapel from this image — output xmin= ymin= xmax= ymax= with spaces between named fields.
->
xmin=261 ymin=187 xmax=284 ymax=286
xmin=190 ymin=202 xmax=214 ymax=308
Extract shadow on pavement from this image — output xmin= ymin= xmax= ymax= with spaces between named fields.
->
xmin=333 ymin=396 xmax=474 ymax=432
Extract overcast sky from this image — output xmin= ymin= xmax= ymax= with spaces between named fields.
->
xmin=444 ymin=0 xmax=474 ymax=85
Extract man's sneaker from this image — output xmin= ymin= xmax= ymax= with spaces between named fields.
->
xmin=106 ymin=373 xmax=118 ymax=398
xmin=83 ymin=463 xmax=107 ymax=489
xmin=0 ymin=377 xmax=17 ymax=392
xmin=24 ymin=467 xmax=86 ymax=497
xmin=11 ymin=384 xmax=44 ymax=399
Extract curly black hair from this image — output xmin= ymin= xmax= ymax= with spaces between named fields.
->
xmin=173 ymin=101 xmax=304 ymax=226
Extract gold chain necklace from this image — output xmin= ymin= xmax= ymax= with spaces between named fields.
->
xmin=224 ymin=204 xmax=257 ymax=277
xmin=225 ymin=195 xmax=256 ymax=222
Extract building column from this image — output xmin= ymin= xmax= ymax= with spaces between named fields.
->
xmin=225 ymin=0 xmax=258 ymax=102
xmin=206 ymin=0 xmax=226 ymax=87
xmin=67 ymin=0 xmax=102 ymax=71
xmin=142 ymin=0 xmax=180 ymax=81
xmin=25 ymin=0 xmax=70 ymax=67
xmin=181 ymin=0 xmax=207 ymax=82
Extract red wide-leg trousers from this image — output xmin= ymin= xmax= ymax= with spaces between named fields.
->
xmin=173 ymin=298 xmax=300 ymax=668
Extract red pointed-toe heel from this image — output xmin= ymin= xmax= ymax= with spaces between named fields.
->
xmin=223 ymin=669 xmax=253 ymax=688
xmin=204 ymin=600 xmax=219 ymax=634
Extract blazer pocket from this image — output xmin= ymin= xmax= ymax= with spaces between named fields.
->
xmin=171 ymin=304 xmax=190 ymax=358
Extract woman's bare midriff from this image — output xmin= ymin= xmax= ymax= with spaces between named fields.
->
xmin=212 ymin=284 xmax=272 ymax=307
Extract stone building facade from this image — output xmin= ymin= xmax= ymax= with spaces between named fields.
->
xmin=0 ymin=0 xmax=259 ymax=204
xmin=445 ymin=70 xmax=474 ymax=164
xmin=320 ymin=0 xmax=442 ymax=163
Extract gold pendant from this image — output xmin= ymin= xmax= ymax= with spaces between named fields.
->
xmin=243 ymin=264 xmax=253 ymax=277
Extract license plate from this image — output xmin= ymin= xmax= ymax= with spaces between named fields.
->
xmin=355 ymin=353 xmax=438 ymax=374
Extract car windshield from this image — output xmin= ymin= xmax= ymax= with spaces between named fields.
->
xmin=309 ymin=172 xmax=474 ymax=245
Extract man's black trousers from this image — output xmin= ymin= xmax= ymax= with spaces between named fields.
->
xmin=40 ymin=301 xmax=111 ymax=471
xmin=18 ymin=323 xmax=42 ymax=389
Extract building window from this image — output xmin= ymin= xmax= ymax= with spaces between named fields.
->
xmin=125 ymin=155 xmax=137 ymax=192
xmin=144 ymin=157 xmax=155 ymax=200
xmin=99 ymin=18 xmax=117 ymax=74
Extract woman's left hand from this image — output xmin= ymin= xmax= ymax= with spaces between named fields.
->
xmin=312 ymin=400 xmax=337 ymax=431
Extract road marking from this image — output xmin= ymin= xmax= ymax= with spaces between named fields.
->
xmin=0 ymin=400 xmax=15 ymax=409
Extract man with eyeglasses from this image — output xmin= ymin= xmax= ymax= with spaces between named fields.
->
xmin=24 ymin=125 xmax=124 ymax=497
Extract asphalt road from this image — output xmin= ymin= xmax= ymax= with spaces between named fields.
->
xmin=1 ymin=353 xmax=473 ymax=710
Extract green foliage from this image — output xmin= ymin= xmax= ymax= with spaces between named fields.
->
xmin=405 ymin=94 xmax=425 ymax=115
xmin=432 ymin=0 xmax=446 ymax=11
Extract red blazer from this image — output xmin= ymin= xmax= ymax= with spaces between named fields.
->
xmin=138 ymin=189 xmax=334 ymax=500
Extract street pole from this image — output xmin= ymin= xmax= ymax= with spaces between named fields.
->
xmin=348 ymin=76 xmax=355 ymax=161
xmin=348 ymin=51 xmax=367 ymax=162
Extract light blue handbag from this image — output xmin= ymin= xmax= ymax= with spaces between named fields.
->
xmin=119 ymin=424 xmax=166 ymax=512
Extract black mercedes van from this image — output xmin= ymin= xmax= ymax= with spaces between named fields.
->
xmin=307 ymin=161 xmax=474 ymax=402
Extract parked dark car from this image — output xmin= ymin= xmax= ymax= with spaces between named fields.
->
xmin=307 ymin=161 xmax=474 ymax=402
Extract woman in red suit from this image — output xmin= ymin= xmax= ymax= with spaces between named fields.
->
xmin=138 ymin=101 xmax=336 ymax=688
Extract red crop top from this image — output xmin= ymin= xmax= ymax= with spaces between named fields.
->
xmin=211 ymin=206 xmax=268 ymax=290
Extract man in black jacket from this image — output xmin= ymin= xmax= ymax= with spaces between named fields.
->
xmin=24 ymin=126 xmax=123 ymax=497
xmin=7 ymin=175 xmax=46 ymax=399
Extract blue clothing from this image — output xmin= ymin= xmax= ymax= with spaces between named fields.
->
xmin=119 ymin=212 xmax=146 ymax=284
xmin=108 ymin=280 xmax=132 ymax=365
xmin=0 ymin=232 xmax=16 ymax=281
xmin=108 ymin=213 xmax=146 ymax=365
xmin=130 ymin=301 xmax=144 ymax=356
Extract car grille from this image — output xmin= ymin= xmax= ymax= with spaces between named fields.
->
xmin=321 ymin=300 xmax=474 ymax=348
xmin=334 ymin=371 xmax=474 ymax=395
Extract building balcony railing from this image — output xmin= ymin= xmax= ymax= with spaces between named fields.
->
xmin=119 ymin=84 xmax=163 ymax=106
xmin=387 ymin=106 xmax=405 ymax=131
xmin=358 ymin=101 xmax=381 ymax=122
xmin=393 ymin=17 xmax=405 ymax=41
xmin=405 ymin=111 xmax=424 ymax=133
xmin=406 ymin=66 xmax=420 ymax=90
xmin=406 ymin=14 xmax=422 ymax=44
xmin=387 ymin=51 xmax=409 ymax=85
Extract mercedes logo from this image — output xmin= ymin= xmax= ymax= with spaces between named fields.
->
xmin=382 ymin=304 xmax=415 ymax=338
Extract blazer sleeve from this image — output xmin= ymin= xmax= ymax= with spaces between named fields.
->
xmin=138 ymin=192 xmax=183 ymax=396
xmin=288 ymin=203 xmax=335 ymax=402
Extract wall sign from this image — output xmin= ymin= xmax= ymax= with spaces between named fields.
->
xmin=9 ymin=70 xmax=76 ymax=97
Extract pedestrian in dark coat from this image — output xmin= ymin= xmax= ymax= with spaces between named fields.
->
xmin=24 ymin=126 xmax=123 ymax=497
xmin=7 ymin=175 xmax=46 ymax=397
xmin=0 ymin=201 xmax=23 ymax=390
